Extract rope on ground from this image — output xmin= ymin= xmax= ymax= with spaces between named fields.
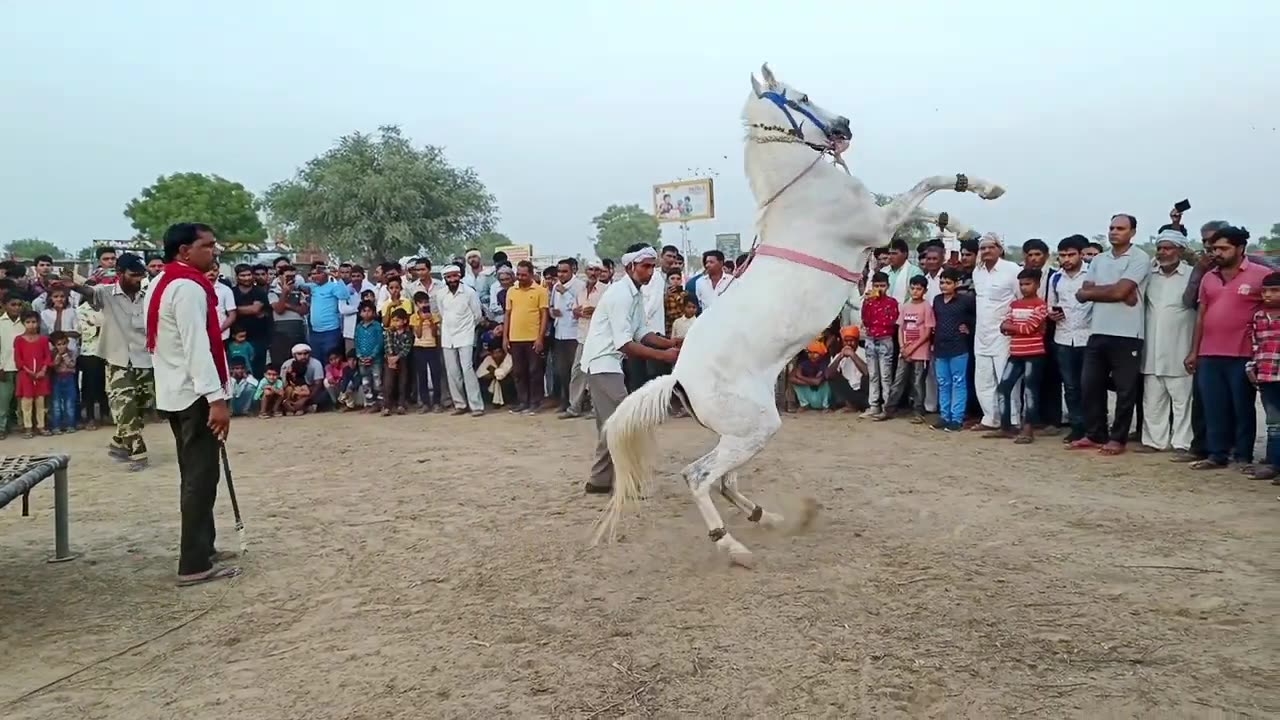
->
xmin=5 ymin=584 xmax=230 ymax=706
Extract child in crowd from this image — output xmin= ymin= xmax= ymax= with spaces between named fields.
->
xmin=282 ymin=361 xmax=311 ymax=415
xmin=40 ymin=288 xmax=79 ymax=355
xmin=1246 ymin=271 xmax=1280 ymax=483
xmin=324 ymin=349 xmax=347 ymax=408
xmin=14 ymin=310 xmax=52 ymax=437
xmin=0 ymin=296 xmax=23 ymax=439
xmin=476 ymin=343 xmax=516 ymax=407
xmin=860 ymin=271 xmax=899 ymax=420
xmin=256 ymin=364 xmax=285 ymax=417
xmin=789 ymin=340 xmax=832 ymax=410
xmin=931 ymin=268 xmax=977 ymax=431
xmin=227 ymin=327 xmax=254 ymax=371
xmin=337 ymin=351 xmax=363 ymax=409
xmin=228 ymin=358 xmax=258 ymax=416
xmin=354 ymin=301 xmax=385 ymax=412
xmin=990 ymin=268 xmax=1049 ymax=443
xmin=671 ymin=298 xmax=697 ymax=340
xmin=76 ymin=285 xmax=109 ymax=430
xmin=410 ymin=290 xmax=444 ymax=413
xmin=382 ymin=308 xmax=414 ymax=415
xmin=380 ymin=277 xmax=413 ymax=327
xmin=49 ymin=331 xmax=79 ymax=433
xmin=892 ymin=275 xmax=935 ymax=423
xmin=829 ymin=325 xmax=869 ymax=412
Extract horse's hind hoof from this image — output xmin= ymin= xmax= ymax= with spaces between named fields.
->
xmin=729 ymin=550 xmax=755 ymax=569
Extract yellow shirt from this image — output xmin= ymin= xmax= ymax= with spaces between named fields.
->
xmin=409 ymin=310 xmax=441 ymax=348
xmin=0 ymin=314 xmax=24 ymax=372
xmin=505 ymin=284 xmax=549 ymax=342
xmin=379 ymin=298 xmax=414 ymax=328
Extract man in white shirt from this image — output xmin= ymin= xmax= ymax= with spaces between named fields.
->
xmin=694 ymin=249 xmax=735 ymax=312
xmin=0 ymin=295 xmax=25 ymax=438
xmin=971 ymin=232 xmax=1022 ymax=430
xmin=437 ymin=264 xmax=485 ymax=416
xmin=883 ymin=238 xmax=921 ymax=306
xmin=1046 ymin=235 xmax=1092 ymax=442
xmin=1137 ymin=228 xmax=1195 ymax=453
xmin=562 ymin=259 xmax=608 ymax=419
xmin=580 ymin=244 xmax=682 ymax=494
xmin=144 ymin=223 xmax=240 ymax=588
xmin=206 ymin=268 xmax=237 ymax=340
xmin=549 ymin=259 xmax=580 ymax=413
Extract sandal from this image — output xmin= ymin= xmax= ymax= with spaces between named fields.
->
xmin=1099 ymin=442 xmax=1125 ymax=456
xmin=258 ymin=413 xmax=269 ymax=419
xmin=1246 ymin=466 xmax=1278 ymax=481
xmin=1188 ymin=459 xmax=1227 ymax=471
xmin=1014 ymin=434 xmax=1034 ymax=445
xmin=177 ymin=566 xmax=242 ymax=587
xmin=1069 ymin=438 xmax=1099 ymax=450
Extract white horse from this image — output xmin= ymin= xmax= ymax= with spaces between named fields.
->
xmin=598 ymin=64 xmax=1005 ymax=566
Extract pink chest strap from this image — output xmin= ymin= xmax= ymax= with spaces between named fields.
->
xmin=753 ymin=244 xmax=862 ymax=284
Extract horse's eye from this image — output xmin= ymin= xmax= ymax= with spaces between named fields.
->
xmin=799 ymin=94 xmax=809 ymax=104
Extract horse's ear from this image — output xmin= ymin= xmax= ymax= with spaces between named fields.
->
xmin=750 ymin=74 xmax=765 ymax=98
xmin=760 ymin=63 xmax=776 ymax=86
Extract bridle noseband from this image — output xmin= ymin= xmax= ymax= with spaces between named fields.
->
xmin=760 ymin=89 xmax=830 ymax=139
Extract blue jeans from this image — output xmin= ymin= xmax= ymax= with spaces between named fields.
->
xmin=933 ymin=353 xmax=969 ymax=424
xmin=50 ymin=373 xmax=79 ymax=431
xmin=998 ymin=356 xmax=1044 ymax=429
xmin=308 ymin=329 xmax=343 ymax=366
xmin=1055 ymin=344 xmax=1086 ymax=439
xmin=1260 ymin=382 xmax=1280 ymax=469
xmin=1196 ymin=356 xmax=1255 ymax=465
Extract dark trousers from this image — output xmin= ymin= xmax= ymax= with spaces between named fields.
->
xmin=1055 ymin=344 xmax=1087 ymax=439
xmin=248 ymin=338 xmax=268 ymax=378
xmin=1189 ymin=378 xmax=1208 ymax=458
xmin=78 ymin=354 xmax=110 ymax=422
xmin=998 ymin=355 xmax=1044 ymax=428
xmin=1037 ymin=321 xmax=1063 ymax=426
xmin=270 ymin=324 xmax=306 ymax=368
xmin=509 ymin=341 xmax=545 ymax=409
xmin=552 ymin=338 xmax=577 ymax=410
xmin=831 ymin=375 xmax=868 ymax=411
xmin=384 ymin=357 xmax=412 ymax=408
xmin=1081 ymin=334 xmax=1143 ymax=444
xmin=412 ymin=346 xmax=443 ymax=407
xmin=1197 ymin=356 xmax=1256 ymax=465
xmin=168 ymin=397 xmax=220 ymax=576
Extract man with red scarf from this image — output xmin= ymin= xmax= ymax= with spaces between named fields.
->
xmin=145 ymin=223 xmax=241 ymax=587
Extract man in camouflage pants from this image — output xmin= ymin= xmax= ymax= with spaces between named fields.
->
xmin=65 ymin=253 xmax=154 ymax=470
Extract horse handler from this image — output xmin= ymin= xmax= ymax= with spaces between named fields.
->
xmin=578 ymin=244 xmax=681 ymax=494
xmin=146 ymin=223 xmax=241 ymax=587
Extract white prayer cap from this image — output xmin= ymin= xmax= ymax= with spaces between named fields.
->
xmin=496 ymin=265 xmax=515 ymax=278
xmin=442 ymin=263 xmax=463 ymax=276
xmin=586 ymin=257 xmax=605 ymax=269
xmin=978 ymin=232 xmax=1004 ymax=249
xmin=464 ymin=249 xmax=482 ymax=260
xmin=291 ymin=343 xmax=312 ymax=355
xmin=1155 ymin=228 xmax=1188 ymax=248
xmin=621 ymin=246 xmax=658 ymax=267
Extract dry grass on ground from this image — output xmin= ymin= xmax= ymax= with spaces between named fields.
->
xmin=1 ymin=411 xmax=1276 ymax=719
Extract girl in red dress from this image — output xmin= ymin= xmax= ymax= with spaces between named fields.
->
xmin=14 ymin=310 xmax=52 ymax=437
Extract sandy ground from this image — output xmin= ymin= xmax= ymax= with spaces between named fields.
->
xmin=0 ymin=410 xmax=1276 ymax=719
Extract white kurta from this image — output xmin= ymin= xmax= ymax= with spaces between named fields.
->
xmin=972 ymin=258 xmax=1022 ymax=427
xmin=1140 ymin=263 xmax=1195 ymax=452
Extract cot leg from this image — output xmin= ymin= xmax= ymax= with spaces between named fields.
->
xmin=22 ymin=490 xmax=29 ymax=516
xmin=47 ymin=467 xmax=76 ymax=563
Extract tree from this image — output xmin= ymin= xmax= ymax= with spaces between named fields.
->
xmin=591 ymin=204 xmax=660 ymax=261
xmin=873 ymin=194 xmax=931 ymax=246
xmin=4 ymin=237 xmax=66 ymax=259
xmin=471 ymin=231 xmax=513 ymax=260
xmin=1259 ymin=222 xmax=1280 ymax=252
xmin=76 ymin=246 xmax=98 ymax=261
xmin=263 ymin=125 xmax=497 ymax=263
xmin=125 ymin=172 xmax=265 ymax=244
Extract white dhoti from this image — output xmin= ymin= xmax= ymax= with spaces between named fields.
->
xmin=975 ymin=352 xmax=1020 ymax=427
xmin=1141 ymin=374 xmax=1193 ymax=451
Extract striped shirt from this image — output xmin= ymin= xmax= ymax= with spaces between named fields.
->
xmin=1248 ymin=309 xmax=1280 ymax=383
xmin=1006 ymin=297 xmax=1049 ymax=358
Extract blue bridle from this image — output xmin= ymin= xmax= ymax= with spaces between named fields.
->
xmin=760 ymin=89 xmax=830 ymax=139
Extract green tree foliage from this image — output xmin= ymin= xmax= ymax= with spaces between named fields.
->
xmin=4 ymin=237 xmax=66 ymax=259
xmin=263 ymin=125 xmax=497 ymax=263
xmin=591 ymin=204 xmax=660 ymax=262
xmin=76 ymin=246 xmax=98 ymax=261
xmin=873 ymin=193 xmax=932 ymax=246
xmin=124 ymin=172 xmax=265 ymax=244
xmin=471 ymin=231 xmax=513 ymax=260
xmin=1259 ymin=222 xmax=1280 ymax=252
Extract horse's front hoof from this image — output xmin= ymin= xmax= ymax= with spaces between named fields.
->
xmin=982 ymin=185 xmax=1006 ymax=200
xmin=729 ymin=549 xmax=755 ymax=569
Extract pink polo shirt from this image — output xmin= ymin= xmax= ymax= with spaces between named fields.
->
xmin=1197 ymin=258 xmax=1272 ymax=357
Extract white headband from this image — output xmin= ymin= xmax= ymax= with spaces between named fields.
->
xmin=464 ymin=250 xmax=482 ymax=260
xmin=1155 ymin=228 xmax=1188 ymax=248
xmin=586 ymin=257 xmax=605 ymax=270
xmin=443 ymin=263 xmax=464 ymax=276
xmin=978 ymin=231 xmax=1004 ymax=249
xmin=621 ymin=246 xmax=658 ymax=267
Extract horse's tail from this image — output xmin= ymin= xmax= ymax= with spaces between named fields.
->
xmin=592 ymin=374 xmax=680 ymax=545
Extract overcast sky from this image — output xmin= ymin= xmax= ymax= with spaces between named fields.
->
xmin=2 ymin=1 xmax=1277 ymax=258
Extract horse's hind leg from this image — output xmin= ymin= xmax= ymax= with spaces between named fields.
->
xmin=682 ymin=415 xmax=780 ymax=566
xmin=718 ymin=473 xmax=785 ymax=528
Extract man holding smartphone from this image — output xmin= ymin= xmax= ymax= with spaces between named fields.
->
xmin=269 ymin=265 xmax=309 ymax=369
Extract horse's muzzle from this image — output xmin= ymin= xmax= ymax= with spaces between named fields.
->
xmin=828 ymin=117 xmax=851 ymax=141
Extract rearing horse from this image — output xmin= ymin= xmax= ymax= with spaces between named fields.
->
xmin=598 ymin=64 xmax=1005 ymax=566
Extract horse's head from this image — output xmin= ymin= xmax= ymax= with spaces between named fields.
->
xmin=748 ymin=63 xmax=851 ymax=149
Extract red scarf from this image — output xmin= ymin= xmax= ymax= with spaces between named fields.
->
xmin=145 ymin=261 xmax=229 ymax=385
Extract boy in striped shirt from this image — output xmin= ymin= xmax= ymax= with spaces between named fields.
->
xmin=987 ymin=268 xmax=1049 ymax=443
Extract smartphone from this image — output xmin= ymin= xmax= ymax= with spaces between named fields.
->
xmin=1174 ymin=199 xmax=1191 ymax=213
xmin=1052 ymin=305 xmax=1063 ymax=314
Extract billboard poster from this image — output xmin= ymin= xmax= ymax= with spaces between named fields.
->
xmin=495 ymin=244 xmax=533 ymax=263
xmin=653 ymin=178 xmax=715 ymax=223
xmin=715 ymin=233 xmax=742 ymax=258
